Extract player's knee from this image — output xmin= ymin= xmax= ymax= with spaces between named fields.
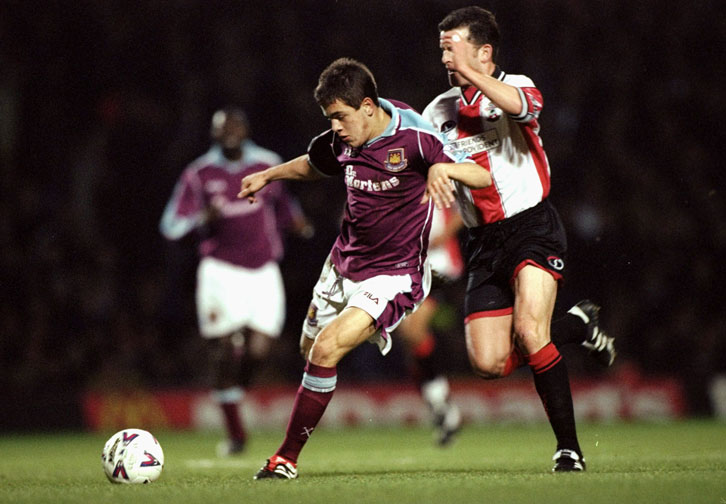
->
xmin=468 ymin=353 xmax=508 ymax=380
xmin=513 ymin=316 xmax=547 ymax=353
xmin=308 ymin=335 xmax=343 ymax=367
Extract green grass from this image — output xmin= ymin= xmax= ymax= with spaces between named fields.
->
xmin=1 ymin=420 xmax=725 ymax=504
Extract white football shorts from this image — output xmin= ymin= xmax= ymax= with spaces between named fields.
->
xmin=302 ymin=255 xmax=431 ymax=355
xmin=196 ymin=257 xmax=285 ymax=338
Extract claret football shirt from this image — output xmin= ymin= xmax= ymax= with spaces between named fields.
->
xmin=308 ymin=98 xmax=470 ymax=282
xmin=160 ymin=141 xmax=302 ymax=268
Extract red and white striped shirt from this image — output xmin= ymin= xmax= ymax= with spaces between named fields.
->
xmin=423 ymin=68 xmax=551 ymax=226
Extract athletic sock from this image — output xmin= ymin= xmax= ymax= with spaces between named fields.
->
xmin=551 ymin=312 xmax=585 ymax=347
xmin=215 ymin=387 xmax=246 ymax=443
xmin=526 ymin=342 xmax=581 ymax=454
xmin=411 ymin=333 xmax=438 ymax=386
xmin=276 ymin=361 xmax=337 ymax=463
xmin=220 ymin=403 xmax=246 ymax=443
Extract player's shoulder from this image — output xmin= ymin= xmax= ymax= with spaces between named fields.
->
xmin=184 ymin=148 xmax=221 ymax=176
xmin=422 ymin=88 xmax=460 ymax=122
xmin=382 ymin=97 xmax=438 ymax=136
xmin=242 ymin=140 xmax=283 ymax=167
xmin=502 ymin=71 xmax=536 ymax=88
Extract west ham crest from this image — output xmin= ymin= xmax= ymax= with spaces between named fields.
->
xmin=384 ymin=148 xmax=407 ymax=172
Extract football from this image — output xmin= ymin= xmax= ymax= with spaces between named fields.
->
xmin=101 ymin=428 xmax=164 ymax=484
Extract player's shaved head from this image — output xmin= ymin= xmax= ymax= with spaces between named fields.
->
xmin=210 ymin=107 xmax=249 ymax=157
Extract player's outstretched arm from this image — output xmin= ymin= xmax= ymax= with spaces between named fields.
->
xmin=238 ymin=155 xmax=321 ymax=203
xmin=422 ymin=162 xmax=491 ymax=209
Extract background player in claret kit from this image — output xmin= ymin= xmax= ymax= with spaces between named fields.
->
xmin=238 ymin=57 xmax=490 ymax=480
xmin=159 ymin=107 xmax=313 ymax=456
xmin=395 ymin=205 xmax=464 ymax=446
xmin=422 ymin=7 xmax=615 ymax=471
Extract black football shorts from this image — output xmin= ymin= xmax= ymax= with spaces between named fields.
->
xmin=463 ymin=199 xmax=567 ymax=317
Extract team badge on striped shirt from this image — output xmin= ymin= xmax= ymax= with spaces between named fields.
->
xmin=384 ymin=148 xmax=408 ymax=172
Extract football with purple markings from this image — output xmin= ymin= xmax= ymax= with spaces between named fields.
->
xmin=101 ymin=428 xmax=164 ymax=484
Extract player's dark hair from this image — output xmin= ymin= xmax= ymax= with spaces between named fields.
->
xmin=314 ymin=58 xmax=379 ymax=109
xmin=438 ymin=6 xmax=500 ymax=61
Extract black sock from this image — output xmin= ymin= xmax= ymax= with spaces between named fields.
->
xmin=531 ymin=354 xmax=581 ymax=454
xmin=409 ymin=335 xmax=439 ymax=388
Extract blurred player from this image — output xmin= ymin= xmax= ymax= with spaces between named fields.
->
xmin=422 ymin=7 xmax=615 ymax=472
xmin=159 ymin=107 xmax=312 ymax=456
xmin=395 ymin=205 xmax=464 ymax=446
xmin=238 ymin=58 xmax=489 ymax=479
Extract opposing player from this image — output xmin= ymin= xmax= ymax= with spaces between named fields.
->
xmin=395 ymin=205 xmax=464 ymax=446
xmin=159 ymin=107 xmax=312 ymax=456
xmin=422 ymin=6 xmax=614 ymax=471
xmin=238 ymin=58 xmax=490 ymax=479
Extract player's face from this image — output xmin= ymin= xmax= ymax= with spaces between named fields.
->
xmin=439 ymin=26 xmax=481 ymax=88
xmin=322 ymin=99 xmax=372 ymax=148
xmin=211 ymin=111 xmax=247 ymax=150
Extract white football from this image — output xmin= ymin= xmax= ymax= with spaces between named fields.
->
xmin=101 ymin=428 xmax=164 ymax=484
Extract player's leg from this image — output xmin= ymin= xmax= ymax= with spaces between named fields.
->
xmin=240 ymin=329 xmax=274 ymax=384
xmin=196 ymin=258 xmax=250 ymax=455
xmin=513 ymin=265 xmax=585 ymax=471
xmin=199 ymin=258 xmax=287 ymax=456
xmin=255 ymin=307 xmax=375 ymax=479
xmin=256 ymin=262 xmax=428 ymax=479
xmin=465 ymin=312 xmax=525 ymax=378
xmin=255 ymin=257 xmax=369 ymax=479
xmin=397 ymin=298 xmax=461 ymax=446
xmin=398 ymin=297 xmax=438 ymax=386
xmin=208 ymin=332 xmax=248 ymax=456
xmin=209 ymin=328 xmax=275 ymax=457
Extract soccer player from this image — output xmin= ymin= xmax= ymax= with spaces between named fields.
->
xmin=422 ymin=6 xmax=614 ymax=471
xmin=395 ymin=205 xmax=464 ymax=446
xmin=238 ymin=57 xmax=490 ymax=479
xmin=159 ymin=107 xmax=312 ymax=456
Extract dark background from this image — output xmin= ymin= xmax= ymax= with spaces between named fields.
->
xmin=1 ymin=0 xmax=724 ymax=428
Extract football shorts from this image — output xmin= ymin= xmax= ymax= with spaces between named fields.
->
xmin=463 ymin=199 xmax=567 ymax=317
xmin=196 ymin=257 xmax=285 ymax=338
xmin=302 ymin=255 xmax=431 ymax=355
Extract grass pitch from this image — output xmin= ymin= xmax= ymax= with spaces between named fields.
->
xmin=0 ymin=420 xmax=724 ymax=504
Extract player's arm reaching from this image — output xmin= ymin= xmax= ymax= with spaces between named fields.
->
xmin=238 ymin=130 xmax=341 ymax=204
xmin=238 ymin=155 xmax=318 ymax=203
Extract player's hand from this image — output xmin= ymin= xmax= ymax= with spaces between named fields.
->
xmin=238 ymin=172 xmax=268 ymax=203
xmin=421 ymin=163 xmax=456 ymax=209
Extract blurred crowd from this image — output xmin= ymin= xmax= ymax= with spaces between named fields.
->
xmin=1 ymin=0 xmax=724 ymax=419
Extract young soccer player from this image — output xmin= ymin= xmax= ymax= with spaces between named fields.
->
xmin=238 ymin=57 xmax=490 ymax=479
